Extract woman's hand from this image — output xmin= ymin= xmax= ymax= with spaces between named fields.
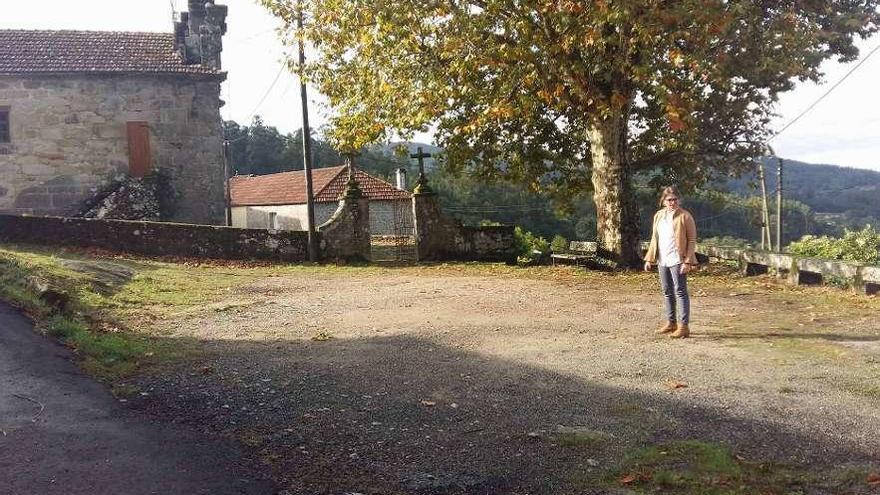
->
xmin=679 ymin=264 xmax=692 ymax=275
xmin=644 ymin=262 xmax=653 ymax=272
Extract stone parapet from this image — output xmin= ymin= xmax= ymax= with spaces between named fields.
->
xmin=0 ymin=214 xmax=308 ymax=261
xmin=412 ymin=192 xmax=516 ymax=263
xmin=318 ymin=197 xmax=371 ymax=262
xmin=698 ymin=244 xmax=880 ymax=295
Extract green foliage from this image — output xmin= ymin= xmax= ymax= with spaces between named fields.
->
xmin=223 ymin=117 xmax=409 ymax=180
xmin=550 ymin=235 xmax=569 ymax=253
xmin=262 ymin=0 xmax=877 ymax=263
xmin=514 ymin=227 xmax=550 ymax=264
xmin=433 ymin=164 xmax=597 ymax=241
xmin=788 ymin=226 xmax=880 ymax=265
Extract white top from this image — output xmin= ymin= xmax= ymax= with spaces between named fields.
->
xmin=657 ymin=210 xmax=682 ymax=267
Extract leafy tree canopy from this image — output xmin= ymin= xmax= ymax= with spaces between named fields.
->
xmin=260 ymin=0 xmax=879 ymax=264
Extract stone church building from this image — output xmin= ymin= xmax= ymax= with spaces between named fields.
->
xmin=0 ymin=1 xmax=228 ymax=225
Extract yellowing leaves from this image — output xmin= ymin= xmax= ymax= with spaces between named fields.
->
xmin=668 ymin=49 xmax=684 ymax=68
xmin=483 ymin=104 xmax=515 ymax=119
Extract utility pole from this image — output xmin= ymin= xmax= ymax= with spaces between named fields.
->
xmin=223 ymin=139 xmax=232 ymax=227
xmin=297 ymin=2 xmax=318 ymax=262
xmin=776 ymin=156 xmax=783 ymax=253
xmin=757 ymin=161 xmax=772 ymax=251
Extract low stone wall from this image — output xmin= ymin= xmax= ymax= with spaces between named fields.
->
xmin=700 ymin=245 xmax=880 ymax=295
xmin=0 ymin=214 xmax=309 ymax=261
xmin=413 ymin=193 xmax=517 ymax=263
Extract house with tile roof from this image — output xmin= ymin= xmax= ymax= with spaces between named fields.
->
xmin=229 ymin=165 xmax=414 ymax=236
xmin=0 ymin=1 xmax=228 ymax=225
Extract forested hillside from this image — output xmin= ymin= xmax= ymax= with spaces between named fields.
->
xmin=721 ymin=158 xmax=880 ymax=229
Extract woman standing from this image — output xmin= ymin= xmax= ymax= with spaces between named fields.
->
xmin=643 ymin=186 xmax=698 ymax=338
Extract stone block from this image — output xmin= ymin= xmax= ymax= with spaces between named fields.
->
xmin=19 ymin=163 xmax=57 ymax=175
xmin=93 ymin=123 xmax=124 ymax=139
xmin=861 ymin=266 xmax=880 ymax=284
xmin=13 ymin=193 xmax=52 ymax=208
xmin=796 ymin=258 xmax=860 ymax=279
xmin=50 ymin=193 xmax=84 ymax=209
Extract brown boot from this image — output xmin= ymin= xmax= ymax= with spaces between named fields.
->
xmin=670 ymin=324 xmax=690 ymax=338
xmin=656 ymin=321 xmax=676 ymax=334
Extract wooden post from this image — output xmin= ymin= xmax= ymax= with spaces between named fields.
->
xmin=297 ymin=3 xmax=318 ymax=262
xmin=223 ymin=139 xmax=232 ymax=226
xmin=758 ymin=162 xmax=772 ymax=251
xmin=776 ymin=157 xmax=783 ymax=252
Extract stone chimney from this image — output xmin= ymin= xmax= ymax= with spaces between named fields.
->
xmin=173 ymin=12 xmax=188 ymax=60
xmin=396 ymin=168 xmax=408 ymax=191
xmin=188 ymin=0 xmax=206 ymax=35
xmin=180 ymin=1 xmax=228 ymax=69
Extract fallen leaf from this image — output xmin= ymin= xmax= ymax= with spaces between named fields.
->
xmin=619 ymin=473 xmax=638 ymax=484
xmin=667 ymin=381 xmax=688 ymax=390
xmin=868 ymin=472 xmax=880 ymax=487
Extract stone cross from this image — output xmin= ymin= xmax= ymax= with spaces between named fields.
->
xmin=343 ymin=153 xmax=363 ymax=198
xmin=410 ymin=147 xmax=433 ymax=194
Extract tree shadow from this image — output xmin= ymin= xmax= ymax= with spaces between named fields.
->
xmin=125 ymin=333 xmax=879 ymax=494
xmin=705 ymin=332 xmax=880 ymax=342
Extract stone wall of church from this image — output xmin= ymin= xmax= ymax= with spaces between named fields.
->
xmin=0 ymin=74 xmax=226 ymax=225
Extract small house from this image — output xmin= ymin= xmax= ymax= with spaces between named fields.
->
xmin=229 ymin=165 xmax=413 ymax=235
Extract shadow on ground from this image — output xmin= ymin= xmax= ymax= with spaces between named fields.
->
xmin=127 ymin=332 xmax=879 ymax=495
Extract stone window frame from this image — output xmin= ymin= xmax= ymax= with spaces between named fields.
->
xmin=268 ymin=211 xmax=278 ymax=230
xmin=0 ymin=106 xmax=10 ymax=144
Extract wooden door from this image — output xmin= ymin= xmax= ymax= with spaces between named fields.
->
xmin=126 ymin=121 xmax=151 ymax=177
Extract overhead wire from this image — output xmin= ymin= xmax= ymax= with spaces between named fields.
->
xmin=225 ymin=61 xmax=290 ymax=144
xmin=770 ymin=42 xmax=880 ymax=141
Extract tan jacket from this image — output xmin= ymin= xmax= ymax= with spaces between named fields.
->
xmin=644 ymin=208 xmax=698 ymax=265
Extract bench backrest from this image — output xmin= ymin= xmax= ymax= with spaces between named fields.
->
xmin=569 ymin=241 xmax=597 ymax=253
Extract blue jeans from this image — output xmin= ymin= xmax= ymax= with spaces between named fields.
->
xmin=658 ymin=264 xmax=690 ymax=324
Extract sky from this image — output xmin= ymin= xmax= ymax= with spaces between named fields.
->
xmin=2 ymin=0 xmax=879 ymax=172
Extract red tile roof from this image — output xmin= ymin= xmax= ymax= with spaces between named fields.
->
xmin=229 ymin=165 xmax=411 ymax=207
xmin=0 ymin=30 xmax=222 ymax=77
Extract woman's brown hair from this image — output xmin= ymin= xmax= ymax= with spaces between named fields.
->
xmin=658 ymin=186 xmax=681 ymax=207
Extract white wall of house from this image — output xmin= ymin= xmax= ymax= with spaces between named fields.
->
xmin=230 ymin=204 xmax=309 ymax=230
xmin=231 ymin=199 xmax=413 ymax=235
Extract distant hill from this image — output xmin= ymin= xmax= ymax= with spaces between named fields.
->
xmin=719 ymin=158 xmax=880 ymax=228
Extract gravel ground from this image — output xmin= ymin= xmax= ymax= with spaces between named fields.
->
xmin=124 ymin=266 xmax=880 ymax=494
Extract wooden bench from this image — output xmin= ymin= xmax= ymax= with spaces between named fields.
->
xmin=551 ymin=241 xmax=597 ymax=266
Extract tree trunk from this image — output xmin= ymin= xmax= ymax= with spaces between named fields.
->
xmin=587 ymin=111 xmax=641 ymax=268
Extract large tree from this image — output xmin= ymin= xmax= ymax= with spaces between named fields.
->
xmin=261 ymin=0 xmax=877 ymax=265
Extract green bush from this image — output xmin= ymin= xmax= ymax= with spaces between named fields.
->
xmin=788 ymin=225 xmax=880 ymax=264
xmin=550 ymin=235 xmax=569 ymax=253
xmin=514 ymin=226 xmax=550 ymax=263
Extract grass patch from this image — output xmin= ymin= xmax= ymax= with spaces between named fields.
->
xmin=550 ymin=427 xmax=610 ymax=449
xmin=580 ymin=440 xmax=823 ymax=494
xmin=0 ymin=246 xmax=157 ymax=379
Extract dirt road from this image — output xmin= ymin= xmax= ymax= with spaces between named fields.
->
xmin=124 ymin=267 xmax=880 ymax=494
